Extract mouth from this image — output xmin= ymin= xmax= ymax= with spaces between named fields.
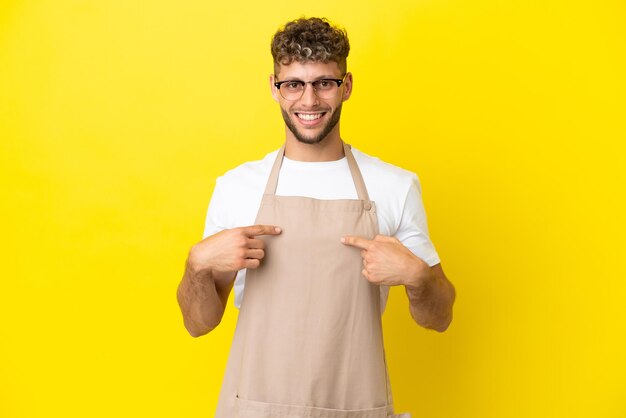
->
xmin=294 ymin=112 xmax=327 ymax=126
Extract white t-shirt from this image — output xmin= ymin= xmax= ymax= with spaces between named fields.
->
xmin=202 ymin=146 xmax=440 ymax=313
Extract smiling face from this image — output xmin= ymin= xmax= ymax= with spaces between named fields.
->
xmin=271 ymin=61 xmax=352 ymax=145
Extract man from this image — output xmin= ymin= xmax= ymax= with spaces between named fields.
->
xmin=177 ymin=17 xmax=456 ymax=418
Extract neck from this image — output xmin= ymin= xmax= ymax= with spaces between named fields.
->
xmin=283 ymin=126 xmax=345 ymax=162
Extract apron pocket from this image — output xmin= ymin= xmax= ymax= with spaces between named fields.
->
xmin=235 ymin=395 xmax=390 ymax=418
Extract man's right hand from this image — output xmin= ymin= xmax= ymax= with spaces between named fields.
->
xmin=188 ymin=225 xmax=282 ymax=281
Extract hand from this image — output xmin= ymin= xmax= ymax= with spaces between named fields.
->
xmin=189 ymin=225 xmax=282 ymax=281
xmin=341 ymin=234 xmax=429 ymax=287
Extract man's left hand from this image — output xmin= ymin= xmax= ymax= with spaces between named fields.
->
xmin=341 ymin=234 xmax=430 ymax=288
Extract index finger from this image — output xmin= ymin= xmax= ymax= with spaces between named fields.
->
xmin=241 ymin=224 xmax=282 ymax=237
xmin=341 ymin=235 xmax=373 ymax=250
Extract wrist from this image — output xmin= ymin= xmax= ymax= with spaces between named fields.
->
xmin=403 ymin=257 xmax=430 ymax=289
xmin=186 ymin=247 xmax=215 ymax=283
xmin=404 ymin=267 xmax=437 ymax=307
xmin=187 ymin=247 xmax=236 ymax=287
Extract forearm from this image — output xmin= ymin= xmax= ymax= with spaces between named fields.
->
xmin=405 ymin=266 xmax=455 ymax=332
xmin=176 ymin=225 xmax=278 ymax=337
xmin=176 ymin=257 xmax=233 ymax=337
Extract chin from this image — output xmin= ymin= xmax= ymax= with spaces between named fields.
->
xmin=294 ymin=133 xmax=327 ymax=145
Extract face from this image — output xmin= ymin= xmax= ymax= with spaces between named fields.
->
xmin=271 ymin=61 xmax=352 ymax=145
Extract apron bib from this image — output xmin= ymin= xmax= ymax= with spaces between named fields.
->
xmin=215 ymin=143 xmax=411 ymax=418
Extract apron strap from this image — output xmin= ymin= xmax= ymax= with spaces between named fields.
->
xmin=343 ymin=142 xmax=371 ymax=202
xmin=263 ymin=144 xmax=286 ymax=196
xmin=263 ymin=142 xmax=372 ymax=204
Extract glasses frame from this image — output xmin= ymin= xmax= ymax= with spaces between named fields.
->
xmin=273 ymin=74 xmax=348 ymax=101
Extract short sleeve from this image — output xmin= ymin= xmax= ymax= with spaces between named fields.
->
xmin=395 ymin=174 xmax=441 ymax=267
xmin=202 ymin=176 xmax=248 ymax=309
xmin=202 ymin=177 xmax=230 ymax=239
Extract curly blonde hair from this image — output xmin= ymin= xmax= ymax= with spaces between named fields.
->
xmin=271 ymin=17 xmax=350 ymax=75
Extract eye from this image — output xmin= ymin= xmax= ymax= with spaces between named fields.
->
xmin=283 ymin=81 xmax=302 ymax=91
xmin=315 ymin=79 xmax=334 ymax=90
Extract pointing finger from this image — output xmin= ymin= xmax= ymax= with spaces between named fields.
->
xmin=241 ymin=225 xmax=282 ymax=237
xmin=341 ymin=235 xmax=372 ymax=250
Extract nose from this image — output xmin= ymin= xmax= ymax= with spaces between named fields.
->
xmin=298 ymin=82 xmax=319 ymax=107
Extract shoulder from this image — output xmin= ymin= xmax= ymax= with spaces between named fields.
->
xmin=351 ymin=147 xmax=420 ymax=195
xmin=207 ymin=148 xmax=279 ymax=231
xmin=216 ymin=149 xmax=278 ymax=192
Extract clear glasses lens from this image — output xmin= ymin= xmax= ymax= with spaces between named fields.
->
xmin=279 ymin=80 xmax=340 ymax=100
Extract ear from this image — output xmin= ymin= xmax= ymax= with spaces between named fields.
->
xmin=341 ymin=72 xmax=353 ymax=102
xmin=269 ymin=74 xmax=280 ymax=103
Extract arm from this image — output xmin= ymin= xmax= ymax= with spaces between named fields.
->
xmin=404 ymin=262 xmax=455 ymax=332
xmin=176 ymin=225 xmax=281 ymax=337
xmin=393 ymin=173 xmax=454 ymax=331
xmin=176 ymin=256 xmax=235 ymax=337
xmin=341 ymin=235 xmax=456 ymax=332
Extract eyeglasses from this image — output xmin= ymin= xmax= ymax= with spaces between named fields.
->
xmin=274 ymin=74 xmax=347 ymax=101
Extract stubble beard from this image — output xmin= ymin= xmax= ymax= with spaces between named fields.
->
xmin=281 ymin=104 xmax=343 ymax=145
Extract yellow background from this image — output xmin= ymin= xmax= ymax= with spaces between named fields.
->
xmin=1 ymin=0 xmax=625 ymax=417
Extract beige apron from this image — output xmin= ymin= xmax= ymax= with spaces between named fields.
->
xmin=215 ymin=142 xmax=411 ymax=418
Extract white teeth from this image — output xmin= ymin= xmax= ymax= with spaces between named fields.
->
xmin=297 ymin=113 xmax=323 ymax=121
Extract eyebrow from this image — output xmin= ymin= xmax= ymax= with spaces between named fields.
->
xmin=279 ymin=75 xmax=340 ymax=81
